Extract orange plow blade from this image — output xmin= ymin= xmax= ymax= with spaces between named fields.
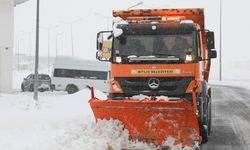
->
xmin=89 ymin=98 xmax=201 ymax=146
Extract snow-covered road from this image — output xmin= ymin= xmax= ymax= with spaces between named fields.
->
xmin=202 ymin=85 xmax=250 ymax=150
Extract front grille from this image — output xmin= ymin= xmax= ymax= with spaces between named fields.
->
xmin=115 ymin=77 xmax=194 ymax=97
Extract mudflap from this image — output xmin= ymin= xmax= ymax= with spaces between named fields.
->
xmin=89 ymin=98 xmax=201 ymax=147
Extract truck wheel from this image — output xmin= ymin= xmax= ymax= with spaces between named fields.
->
xmin=66 ymin=85 xmax=78 ymax=94
xmin=200 ymin=81 xmax=210 ymax=126
xmin=200 ymin=125 xmax=208 ymax=143
xmin=202 ymin=95 xmax=211 ymax=136
xmin=197 ymin=96 xmax=204 ymax=123
xmin=207 ymin=96 xmax=212 ymax=135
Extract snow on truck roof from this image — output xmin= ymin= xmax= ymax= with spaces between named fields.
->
xmin=113 ymin=8 xmax=205 ymax=31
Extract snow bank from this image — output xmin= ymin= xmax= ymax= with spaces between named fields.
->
xmin=49 ymin=119 xmax=156 ymax=150
xmin=0 ymin=89 xmax=106 ymax=150
xmin=0 ymin=89 xmax=160 ymax=150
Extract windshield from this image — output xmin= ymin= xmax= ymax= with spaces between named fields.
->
xmin=113 ymin=33 xmax=197 ymax=63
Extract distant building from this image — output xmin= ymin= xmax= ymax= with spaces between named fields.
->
xmin=0 ymin=0 xmax=29 ymax=93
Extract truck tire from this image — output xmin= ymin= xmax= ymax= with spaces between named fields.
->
xmin=197 ymin=96 xmax=204 ymax=123
xmin=66 ymin=84 xmax=78 ymax=94
xmin=200 ymin=125 xmax=208 ymax=143
xmin=201 ymin=81 xmax=209 ymax=125
xmin=207 ymin=96 xmax=212 ymax=135
xmin=199 ymin=81 xmax=210 ymax=143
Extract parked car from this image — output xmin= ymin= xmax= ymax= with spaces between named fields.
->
xmin=21 ymin=74 xmax=51 ymax=92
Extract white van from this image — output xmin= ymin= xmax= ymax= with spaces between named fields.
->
xmin=51 ymin=57 xmax=110 ymax=94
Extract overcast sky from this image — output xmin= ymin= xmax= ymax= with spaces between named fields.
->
xmin=14 ymin=0 xmax=250 ymax=80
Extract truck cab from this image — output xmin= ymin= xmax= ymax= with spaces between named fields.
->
xmin=97 ymin=9 xmax=216 ymax=100
xmin=92 ymin=8 xmax=217 ymax=146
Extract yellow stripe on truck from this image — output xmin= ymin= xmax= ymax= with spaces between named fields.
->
xmin=131 ymin=69 xmax=181 ymax=75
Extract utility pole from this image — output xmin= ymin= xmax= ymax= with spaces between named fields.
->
xmin=219 ymin=0 xmax=222 ymax=81
xmin=33 ymin=0 xmax=39 ymax=101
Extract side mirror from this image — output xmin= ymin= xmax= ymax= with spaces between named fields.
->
xmin=23 ymin=78 xmax=27 ymax=80
xmin=208 ymin=50 xmax=217 ymax=59
xmin=206 ymin=31 xmax=215 ymax=50
xmin=96 ymin=31 xmax=112 ymax=61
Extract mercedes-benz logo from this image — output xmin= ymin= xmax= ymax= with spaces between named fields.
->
xmin=148 ymin=78 xmax=160 ymax=90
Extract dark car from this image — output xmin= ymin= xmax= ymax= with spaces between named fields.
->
xmin=21 ymin=74 xmax=51 ymax=92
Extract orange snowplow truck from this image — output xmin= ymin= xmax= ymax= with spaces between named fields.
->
xmin=90 ymin=8 xmax=217 ymax=148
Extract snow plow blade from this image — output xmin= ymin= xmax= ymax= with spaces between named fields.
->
xmin=89 ymin=98 xmax=201 ymax=146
